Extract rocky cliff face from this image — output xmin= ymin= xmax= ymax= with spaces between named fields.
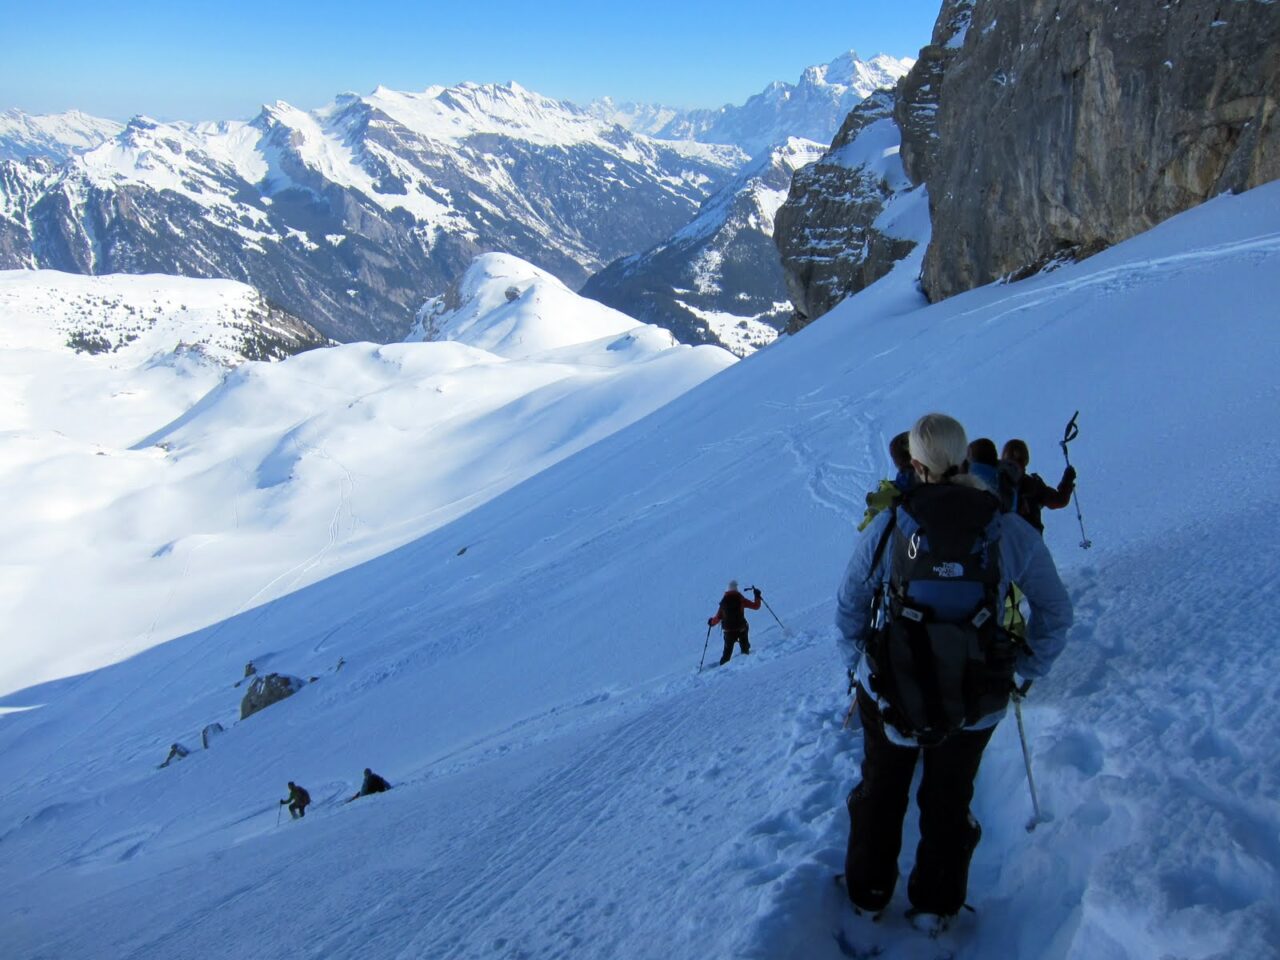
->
xmin=773 ymin=91 xmax=922 ymax=330
xmin=771 ymin=6 xmax=972 ymax=331
xmin=918 ymin=0 xmax=1280 ymax=300
xmin=776 ymin=0 xmax=1278 ymax=321
xmin=894 ymin=0 xmax=975 ymax=187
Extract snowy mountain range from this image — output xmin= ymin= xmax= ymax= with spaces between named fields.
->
xmin=0 ymin=51 xmax=911 ymax=347
xmin=583 ymin=138 xmax=828 ymax=355
xmin=3 ymin=176 xmax=1277 ymax=959
xmin=0 ymin=108 xmax=122 ymax=163
xmin=0 ymin=84 xmax=745 ymax=343
xmin=589 ymin=52 xmax=914 ymax=157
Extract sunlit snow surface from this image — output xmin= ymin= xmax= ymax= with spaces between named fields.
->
xmin=2 ymin=185 xmax=1280 ymax=959
xmin=0 ymin=259 xmax=732 ymax=693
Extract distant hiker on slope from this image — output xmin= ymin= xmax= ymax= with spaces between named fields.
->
xmin=1001 ymin=439 xmax=1076 ymax=534
xmin=857 ymin=432 xmax=915 ymax=531
xmin=280 ymin=781 xmax=311 ymax=819
xmin=347 ymin=768 xmax=391 ymax=802
xmin=708 ymin=580 xmax=762 ymax=665
xmin=834 ymin=413 xmax=1072 ymax=929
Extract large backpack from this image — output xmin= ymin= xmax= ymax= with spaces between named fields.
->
xmin=718 ymin=592 xmax=747 ymax=631
xmin=864 ymin=484 xmax=1019 ymax=745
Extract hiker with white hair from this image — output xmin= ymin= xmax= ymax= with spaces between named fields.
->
xmin=833 ymin=412 xmax=1072 ymax=930
xmin=707 ymin=580 xmax=762 ymax=665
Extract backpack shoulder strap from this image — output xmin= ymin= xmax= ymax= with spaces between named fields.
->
xmin=865 ymin=507 xmax=898 ymax=583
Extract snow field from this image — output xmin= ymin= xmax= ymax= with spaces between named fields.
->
xmin=2 ymin=184 xmax=1279 ymax=958
xmin=0 ymin=261 xmax=733 ymax=695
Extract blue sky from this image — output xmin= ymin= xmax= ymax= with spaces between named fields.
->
xmin=2 ymin=1 xmax=942 ymax=121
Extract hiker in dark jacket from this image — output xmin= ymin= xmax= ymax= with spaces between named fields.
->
xmin=347 ymin=768 xmax=391 ymax=802
xmin=835 ymin=414 xmax=1071 ymax=927
xmin=708 ymin=580 xmax=762 ymax=665
xmin=1001 ymin=439 xmax=1075 ymax=534
xmin=857 ymin=432 xmax=915 ymax=531
xmin=281 ymin=781 xmax=311 ymax=819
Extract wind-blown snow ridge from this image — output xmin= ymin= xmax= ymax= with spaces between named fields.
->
xmin=1 ymin=183 xmax=1277 ymax=960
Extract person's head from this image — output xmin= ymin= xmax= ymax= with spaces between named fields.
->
xmin=908 ymin=413 xmax=985 ymax=489
xmin=364 ymin=768 xmax=372 ymax=777
xmin=968 ymin=437 xmax=998 ymax=467
xmin=288 ymin=781 xmax=295 ymax=789
xmin=888 ymin=432 xmax=912 ymax=472
xmin=1002 ymin=439 xmax=1030 ymax=469
xmin=728 ymin=579 xmax=738 ymax=592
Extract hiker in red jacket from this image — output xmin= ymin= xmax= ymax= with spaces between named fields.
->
xmin=708 ymin=580 xmax=762 ymax=665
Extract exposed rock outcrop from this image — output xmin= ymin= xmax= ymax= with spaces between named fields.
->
xmin=917 ymin=0 xmax=1280 ymax=300
xmin=773 ymin=92 xmax=924 ymax=330
xmin=894 ymin=0 xmax=976 ymax=188
xmin=239 ymin=673 xmax=304 ymax=720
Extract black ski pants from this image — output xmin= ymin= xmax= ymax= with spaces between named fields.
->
xmin=844 ymin=686 xmax=994 ymax=916
xmin=720 ymin=628 xmax=750 ymax=664
xmin=289 ymin=802 xmax=307 ymax=819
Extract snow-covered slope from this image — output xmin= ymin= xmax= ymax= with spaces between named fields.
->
xmin=583 ymin=138 xmax=827 ymax=355
xmin=410 ymin=253 xmax=644 ymax=358
xmin=0 ymin=84 xmax=746 ymax=342
xmin=2 ymin=184 xmax=1278 ymax=960
xmin=0 ymin=108 xmax=123 ymax=162
xmin=0 ymin=254 xmax=732 ymax=694
xmin=593 ymin=52 xmax=914 ymax=157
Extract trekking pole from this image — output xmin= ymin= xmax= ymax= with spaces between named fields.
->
xmin=744 ymin=586 xmax=788 ymax=632
xmin=698 ymin=623 xmax=712 ymax=673
xmin=842 ymin=669 xmax=858 ymax=729
xmin=1059 ymin=411 xmax=1092 ymax=549
xmin=276 ymin=803 xmax=283 ymax=828
xmin=1012 ymin=682 xmax=1046 ymax=832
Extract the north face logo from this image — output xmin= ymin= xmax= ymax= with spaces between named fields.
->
xmin=933 ymin=562 xmax=964 ymax=578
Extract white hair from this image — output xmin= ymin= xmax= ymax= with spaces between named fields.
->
xmin=909 ymin=413 xmax=987 ymax=489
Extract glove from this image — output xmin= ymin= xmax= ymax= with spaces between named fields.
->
xmin=1063 ymin=465 xmax=1077 ymax=483
xmin=752 ymin=588 xmax=761 ymax=599
xmin=707 ymin=617 xmax=715 ymax=627
xmin=279 ymin=799 xmax=286 ymax=805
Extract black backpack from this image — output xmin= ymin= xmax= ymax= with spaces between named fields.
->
xmin=864 ymin=484 xmax=1019 ymax=745
xmin=718 ymin=592 xmax=747 ymax=631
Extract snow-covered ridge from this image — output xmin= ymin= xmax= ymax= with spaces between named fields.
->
xmin=0 ymin=108 xmax=123 ymax=162
xmin=0 ymin=270 xmax=326 ymax=363
xmin=411 ymin=253 xmax=658 ymax=358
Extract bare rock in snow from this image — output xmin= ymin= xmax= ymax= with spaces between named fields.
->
xmin=239 ymin=673 xmax=305 ymax=721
